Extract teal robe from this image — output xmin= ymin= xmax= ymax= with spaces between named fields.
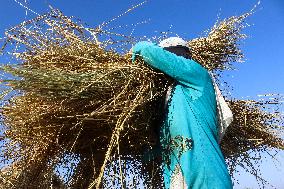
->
xmin=132 ymin=41 xmax=233 ymax=189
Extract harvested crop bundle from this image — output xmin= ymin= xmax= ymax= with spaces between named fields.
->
xmin=189 ymin=13 xmax=248 ymax=70
xmin=0 ymin=7 xmax=282 ymax=189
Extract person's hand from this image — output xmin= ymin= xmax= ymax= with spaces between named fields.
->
xmin=124 ymin=47 xmax=133 ymax=59
xmin=128 ymin=47 xmax=133 ymax=55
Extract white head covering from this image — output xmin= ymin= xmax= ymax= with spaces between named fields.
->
xmin=159 ymin=37 xmax=190 ymax=49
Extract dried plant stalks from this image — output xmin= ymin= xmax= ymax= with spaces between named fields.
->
xmin=0 ymin=8 xmax=282 ymax=188
xmin=189 ymin=13 xmax=249 ymax=70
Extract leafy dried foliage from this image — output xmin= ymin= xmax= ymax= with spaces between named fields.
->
xmin=0 ymin=7 xmax=282 ymax=189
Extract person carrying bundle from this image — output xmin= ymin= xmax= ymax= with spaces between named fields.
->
xmin=131 ymin=37 xmax=233 ymax=189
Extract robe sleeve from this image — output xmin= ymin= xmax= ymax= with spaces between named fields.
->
xmin=132 ymin=41 xmax=209 ymax=91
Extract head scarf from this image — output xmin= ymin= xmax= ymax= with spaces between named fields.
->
xmin=159 ymin=37 xmax=190 ymax=49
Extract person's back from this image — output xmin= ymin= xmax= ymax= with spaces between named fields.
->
xmin=132 ymin=38 xmax=233 ymax=189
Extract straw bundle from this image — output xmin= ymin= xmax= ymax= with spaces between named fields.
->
xmin=0 ymin=8 xmax=282 ymax=188
xmin=189 ymin=13 xmax=249 ymax=70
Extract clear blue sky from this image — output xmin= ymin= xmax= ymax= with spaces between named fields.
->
xmin=0 ymin=0 xmax=283 ymax=188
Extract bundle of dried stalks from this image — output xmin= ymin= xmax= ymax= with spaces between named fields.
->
xmin=223 ymin=98 xmax=283 ymax=157
xmin=189 ymin=13 xmax=249 ymax=70
xmin=223 ymin=97 xmax=284 ymax=185
xmin=0 ymin=8 xmax=282 ymax=188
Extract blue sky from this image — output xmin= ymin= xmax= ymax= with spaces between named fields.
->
xmin=0 ymin=0 xmax=283 ymax=188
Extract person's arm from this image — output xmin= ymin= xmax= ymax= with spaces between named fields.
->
xmin=132 ymin=41 xmax=209 ymax=91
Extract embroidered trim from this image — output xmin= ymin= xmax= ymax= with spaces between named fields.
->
xmin=170 ymin=135 xmax=193 ymax=159
xmin=162 ymin=135 xmax=193 ymax=167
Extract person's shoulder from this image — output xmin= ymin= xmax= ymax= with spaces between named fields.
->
xmin=185 ymin=58 xmax=210 ymax=74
